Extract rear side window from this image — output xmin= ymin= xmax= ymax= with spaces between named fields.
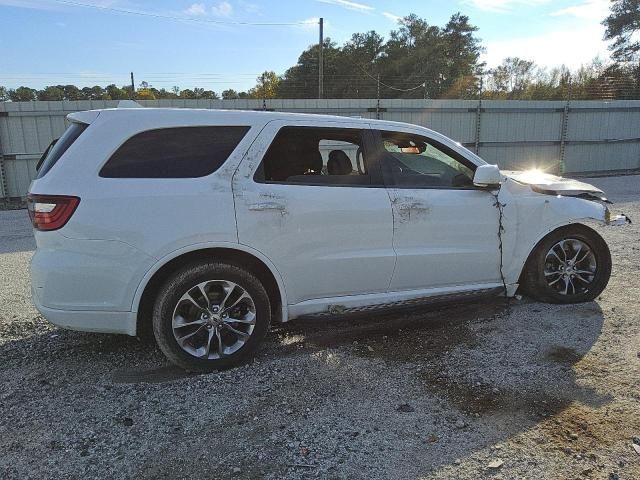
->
xmin=35 ymin=122 xmax=88 ymax=179
xmin=100 ymin=126 xmax=250 ymax=178
xmin=255 ymin=126 xmax=374 ymax=186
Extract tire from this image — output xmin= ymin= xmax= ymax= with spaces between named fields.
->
xmin=152 ymin=261 xmax=271 ymax=372
xmin=520 ymin=224 xmax=611 ymax=304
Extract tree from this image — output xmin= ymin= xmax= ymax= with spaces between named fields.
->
xmin=105 ymin=84 xmax=129 ymax=100
xmin=10 ymin=87 xmax=37 ymax=101
xmin=179 ymin=89 xmax=196 ymax=99
xmin=0 ymin=86 xmax=8 ymax=101
xmin=81 ymin=85 xmax=108 ymax=100
xmin=442 ymin=13 xmax=484 ymax=98
xmin=249 ymin=71 xmax=280 ymax=99
xmin=222 ymin=89 xmax=239 ymax=99
xmin=603 ymin=0 xmax=640 ymax=62
xmin=136 ymin=89 xmax=156 ymax=100
xmin=278 ymin=40 xmax=339 ymax=98
xmin=62 ymin=85 xmax=83 ymax=100
xmin=38 ymin=86 xmax=65 ymax=101
xmin=488 ymin=57 xmax=536 ymax=96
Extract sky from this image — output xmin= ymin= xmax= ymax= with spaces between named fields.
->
xmin=0 ymin=0 xmax=614 ymax=92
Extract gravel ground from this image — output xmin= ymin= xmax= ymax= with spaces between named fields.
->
xmin=1 ymin=176 xmax=639 ymax=480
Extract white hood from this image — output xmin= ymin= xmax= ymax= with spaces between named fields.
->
xmin=502 ymin=170 xmax=607 ymax=200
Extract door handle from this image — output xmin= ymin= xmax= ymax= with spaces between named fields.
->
xmin=248 ymin=202 xmax=287 ymax=214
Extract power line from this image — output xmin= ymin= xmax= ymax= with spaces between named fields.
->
xmin=52 ymin=0 xmax=313 ymax=26
xmin=356 ymin=64 xmax=426 ymax=92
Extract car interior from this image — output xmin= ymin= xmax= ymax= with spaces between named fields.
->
xmin=259 ymin=127 xmax=371 ymax=185
xmin=381 ymin=133 xmax=475 ymax=188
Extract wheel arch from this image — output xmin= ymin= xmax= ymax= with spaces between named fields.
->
xmin=134 ymin=243 xmax=288 ymax=338
xmin=514 ymin=220 xmax=606 ymax=286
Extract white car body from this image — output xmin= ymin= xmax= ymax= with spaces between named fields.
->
xmin=28 ymin=108 xmax=626 ymax=337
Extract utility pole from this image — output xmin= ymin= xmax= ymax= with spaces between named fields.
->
xmin=318 ymin=17 xmax=324 ymax=99
xmin=376 ymin=73 xmax=381 ymax=120
xmin=130 ymin=72 xmax=135 ymax=99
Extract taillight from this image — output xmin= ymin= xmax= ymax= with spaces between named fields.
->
xmin=27 ymin=194 xmax=80 ymax=231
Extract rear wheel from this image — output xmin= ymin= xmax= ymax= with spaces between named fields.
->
xmin=521 ymin=225 xmax=611 ymax=304
xmin=152 ymin=261 xmax=271 ymax=372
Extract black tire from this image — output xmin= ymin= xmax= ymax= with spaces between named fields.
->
xmin=520 ymin=224 xmax=611 ymax=304
xmin=152 ymin=261 xmax=271 ymax=372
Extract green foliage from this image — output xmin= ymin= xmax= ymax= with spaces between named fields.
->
xmin=222 ymin=89 xmax=240 ymax=99
xmin=603 ymin=0 xmax=640 ymax=62
xmin=10 ymin=87 xmax=38 ymax=101
xmin=248 ymin=71 xmax=280 ymax=99
xmin=1 ymin=9 xmax=638 ymax=102
xmin=482 ymin=57 xmax=639 ymax=100
xmin=277 ymin=13 xmax=483 ymax=99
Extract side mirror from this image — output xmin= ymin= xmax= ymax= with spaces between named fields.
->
xmin=473 ymin=164 xmax=502 ymax=188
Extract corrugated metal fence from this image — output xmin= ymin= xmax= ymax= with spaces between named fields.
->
xmin=1 ymin=98 xmax=639 ymax=198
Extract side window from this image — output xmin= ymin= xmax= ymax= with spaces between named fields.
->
xmin=380 ymin=131 xmax=475 ymax=188
xmin=35 ymin=122 xmax=88 ymax=179
xmin=100 ymin=126 xmax=250 ymax=178
xmin=256 ymin=127 xmax=372 ymax=186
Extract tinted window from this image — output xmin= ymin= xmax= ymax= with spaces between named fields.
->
xmin=100 ymin=126 xmax=250 ymax=178
xmin=36 ymin=122 xmax=88 ymax=179
xmin=256 ymin=127 xmax=372 ymax=186
xmin=380 ymin=131 xmax=475 ymax=188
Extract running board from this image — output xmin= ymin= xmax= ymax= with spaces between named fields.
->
xmin=298 ymin=287 xmax=504 ymax=319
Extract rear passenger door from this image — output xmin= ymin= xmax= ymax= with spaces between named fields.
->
xmin=232 ymin=120 xmax=396 ymax=306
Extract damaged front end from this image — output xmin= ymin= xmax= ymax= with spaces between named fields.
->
xmin=502 ymin=170 xmax=632 ymax=226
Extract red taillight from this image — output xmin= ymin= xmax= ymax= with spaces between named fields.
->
xmin=26 ymin=194 xmax=80 ymax=231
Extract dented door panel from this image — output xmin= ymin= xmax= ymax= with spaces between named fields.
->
xmin=387 ymin=188 xmax=502 ymax=290
xmin=232 ymin=120 xmax=396 ymax=305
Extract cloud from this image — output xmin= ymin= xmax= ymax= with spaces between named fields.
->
xmin=483 ymin=23 xmax=611 ymax=69
xmin=550 ymin=0 xmax=610 ymax=20
xmin=184 ymin=3 xmax=207 ymax=16
xmin=298 ymin=16 xmax=320 ymax=29
xmin=465 ymin=0 xmax=551 ymax=13
xmin=238 ymin=0 xmax=259 ymax=14
xmin=211 ymin=0 xmax=233 ymax=16
xmin=382 ymin=12 xmax=401 ymax=22
xmin=316 ymin=0 xmax=374 ymax=12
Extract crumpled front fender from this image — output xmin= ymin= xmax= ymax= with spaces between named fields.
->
xmin=499 ymin=178 xmax=628 ymax=286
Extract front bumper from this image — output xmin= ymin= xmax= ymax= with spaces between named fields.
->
xmin=607 ymin=213 xmax=632 ymax=226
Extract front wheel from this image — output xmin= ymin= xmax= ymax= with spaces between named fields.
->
xmin=152 ymin=261 xmax=271 ymax=372
xmin=520 ymin=225 xmax=612 ymax=304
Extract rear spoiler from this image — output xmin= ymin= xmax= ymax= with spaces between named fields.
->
xmin=66 ymin=101 xmax=143 ymax=125
xmin=66 ymin=110 xmax=100 ymax=125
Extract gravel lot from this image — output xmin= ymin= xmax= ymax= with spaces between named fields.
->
xmin=1 ymin=175 xmax=639 ymax=480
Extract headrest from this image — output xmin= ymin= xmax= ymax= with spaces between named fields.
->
xmin=327 ymin=150 xmax=352 ymax=175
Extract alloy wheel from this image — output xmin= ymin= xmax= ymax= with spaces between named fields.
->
xmin=171 ymin=280 xmax=256 ymax=359
xmin=543 ymin=238 xmax=597 ymax=296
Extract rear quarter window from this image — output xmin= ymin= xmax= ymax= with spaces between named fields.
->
xmin=35 ymin=122 xmax=88 ymax=179
xmin=99 ymin=126 xmax=250 ymax=178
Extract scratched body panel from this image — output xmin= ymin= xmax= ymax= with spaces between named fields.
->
xmin=232 ymin=119 xmax=396 ymax=305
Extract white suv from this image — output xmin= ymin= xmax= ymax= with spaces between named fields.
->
xmin=28 ymin=108 xmax=628 ymax=371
